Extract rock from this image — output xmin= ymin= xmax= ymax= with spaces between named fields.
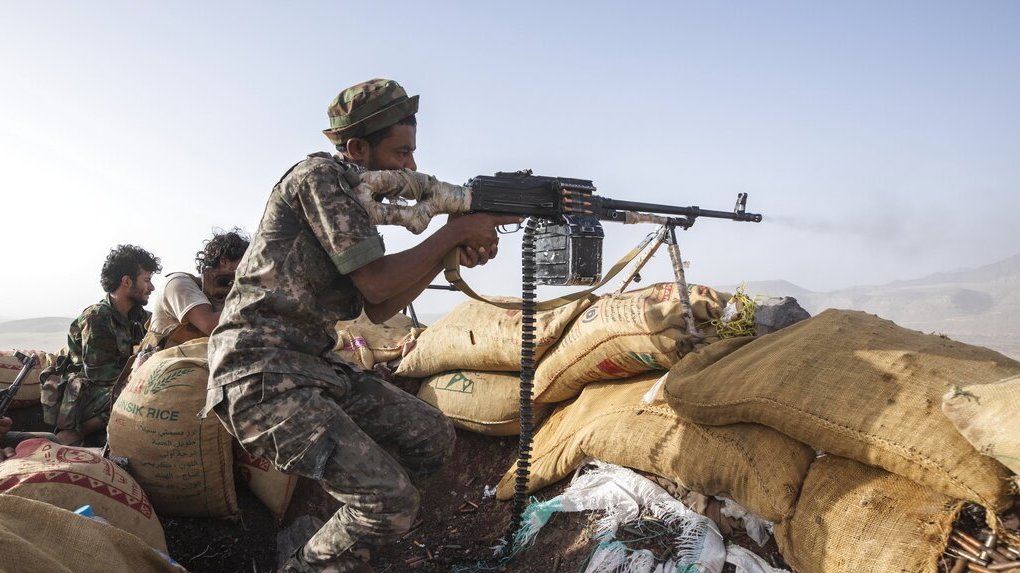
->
xmin=754 ymin=297 xmax=811 ymax=335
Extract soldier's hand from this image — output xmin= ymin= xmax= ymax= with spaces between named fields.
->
xmin=459 ymin=242 xmax=500 ymax=268
xmin=0 ymin=416 xmax=11 ymax=436
xmin=460 ymin=246 xmax=480 ymax=268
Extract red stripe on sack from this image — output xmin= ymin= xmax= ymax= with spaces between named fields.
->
xmin=596 ymin=359 xmax=628 ymax=376
xmin=237 ymin=450 xmax=272 ymax=472
xmin=0 ymin=471 xmax=154 ymax=518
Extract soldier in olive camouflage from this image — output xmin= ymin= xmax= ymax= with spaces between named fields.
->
xmin=41 ymin=296 xmax=149 ymax=430
xmin=206 ymin=79 xmax=517 ymax=573
xmin=42 ymin=244 xmax=160 ymax=445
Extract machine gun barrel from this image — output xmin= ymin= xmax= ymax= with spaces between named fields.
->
xmin=598 ymin=194 xmax=763 ymax=223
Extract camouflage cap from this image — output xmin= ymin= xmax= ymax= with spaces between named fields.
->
xmin=323 ymin=78 xmax=419 ymax=147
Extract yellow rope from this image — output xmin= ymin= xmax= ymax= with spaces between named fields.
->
xmin=710 ymin=285 xmax=758 ymax=339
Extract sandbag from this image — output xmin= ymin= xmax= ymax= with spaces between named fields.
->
xmin=108 ymin=338 xmax=239 ymax=519
xmin=333 ymin=312 xmax=422 ymax=370
xmin=533 ymin=283 xmax=729 ymax=404
xmin=665 ymin=309 xmax=1018 ymax=510
xmin=236 ymin=448 xmax=299 ymax=523
xmin=0 ymin=495 xmax=182 ymax=573
xmin=942 ymin=375 xmax=1020 ymax=476
xmin=417 ymin=370 xmax=550 ymax=436
xmin=0 ymin=349 xmax=57 ymax=408
xmin=497 ymin=371 xmax=814 ymax=522
xmin=774 ymin=455 xmax=961 ymax=573
xmin=395 ymin=295 xmax=594 ymax=378
xmin=0 ymin=438 xmax=167 ymax=552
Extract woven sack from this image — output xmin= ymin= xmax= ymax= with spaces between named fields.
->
xmin=942 ymin=374 xmax=1020 ymax=475
xmin=235 ymin=448 xmax=299 ymax=523
xmin=497 ymin=369 xmax=814 ymax=522
xmin=0 ymin=438 xmax=167 ymax=552
xmin=0 ymin=495 xmax=181 ymax=573
xmin=333 ymin=312 xmax=422 ymax=370
xmin=775 ymin=455 xmax=961 ymax=573
xmin=417 ymin=370 xmax=550 ymax=436
xmin=108 ymin=338 xmax=239 ymax=518
xmin=533 ymin=283 xmax=728 ymax=404
xmin=665 ymin=309 xmax=1018 ymax=510
xmin=395 ymin=295 xmax=594 ymax=378
xmin=0 ymin=349 xmax=56 ymax=408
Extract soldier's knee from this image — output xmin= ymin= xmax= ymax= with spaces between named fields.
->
xmin=359 ymin=480 xmax=419 ymax=537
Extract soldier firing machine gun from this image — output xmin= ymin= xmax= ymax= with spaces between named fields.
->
xmin=351 ymin=168 xmax=763 ymax=538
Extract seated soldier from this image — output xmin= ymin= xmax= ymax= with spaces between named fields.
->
xmin=146 ymin=228 xmax=250 ymax=348
xmin=43 ymin=245 xmax=161 ymax=446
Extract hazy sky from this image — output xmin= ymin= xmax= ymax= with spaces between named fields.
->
xmin=2 ymin=1 xmax=1018 ymax=321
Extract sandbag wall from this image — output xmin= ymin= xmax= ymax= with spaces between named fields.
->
xmin=663 ymin=309 xmax=1020 ymax=572
xmin=399 ymin=283 xmax=732 ymax=436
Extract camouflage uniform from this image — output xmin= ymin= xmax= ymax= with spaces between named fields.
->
xmin=205 ymin=149 xmax=454 ymax=572
xmin=42 ymin=295 xmax=149 ymax=431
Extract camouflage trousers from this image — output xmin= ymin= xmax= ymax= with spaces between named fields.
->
xmin=212 ymin=368 xmax=455 ymax=572
xmin=40 ymin=373 xmax=113 ymax=432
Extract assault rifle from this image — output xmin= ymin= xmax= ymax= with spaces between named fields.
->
xmin=0 ymin=351 xmax=39 ymax=418
xmin=352 ymin=168 xmax=762 ymax=286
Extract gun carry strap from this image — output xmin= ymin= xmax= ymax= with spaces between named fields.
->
xmin=441 ymin=231 xmax=658 ymax=311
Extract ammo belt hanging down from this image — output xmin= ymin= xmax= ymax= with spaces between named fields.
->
xmin=441 ymin=220 xmax=699 ymax=543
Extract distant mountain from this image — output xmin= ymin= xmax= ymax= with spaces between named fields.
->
xmin=0 ymin=317 xmax=72 ymax=334
xmin=724 ymin=280 xmax=817 ymax=299
xmin=4 ymin=254 xmax=1020 ymax=360
xmin=730 ymin=254 xmax=1020 ymax=361
xmin=885 ymin=253 xmax=1020 ymax=287
xmin=0 ymin=317 xmax=72 ymax=352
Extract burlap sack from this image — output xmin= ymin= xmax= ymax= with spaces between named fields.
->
xmin=0 ymin=438 xmax=168 ymax=552
xmin=0 ymin=349 xmax=55 ymax=408
xmin=108 ymin=338 xmax=239 ymax=519
xmin=943 ymin=375 xmax=1020 ymax=476
xmin=533 ymin=283 xmax=729 ymax=404
xmin=395 ymin=295 xmax=594 ymax=378
xmin=0 ymin=495 xmax=182 ymax=573
xmin=775 ymin=455 xmax=961 ymax=573
xmin=236 ymin=448 xmax=299 ymax=523
xmin=333 ymin=312 xmax=423 ymax=370
xmin=497 ymin=371 xmax=814 ymax=522
xmin=665 ymin=309 xmax=1018 ymax=510
xmin=417 ymin=370 xmax=550 ymax=436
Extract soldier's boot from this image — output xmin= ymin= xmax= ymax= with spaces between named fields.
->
xmin=277 ymin=515 xmax=373 ymax=573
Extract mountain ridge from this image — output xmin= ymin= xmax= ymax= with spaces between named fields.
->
xmin=4 ymin=253 xmax=1019 ymax=359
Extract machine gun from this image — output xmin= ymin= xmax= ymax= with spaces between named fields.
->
xmin=466 ymin=169 xmax=760 ymax=286
xmin=0 ymin=351 xmax=39 ymax=418
xmin=352 ymin=168 xmax=762 ymax=287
